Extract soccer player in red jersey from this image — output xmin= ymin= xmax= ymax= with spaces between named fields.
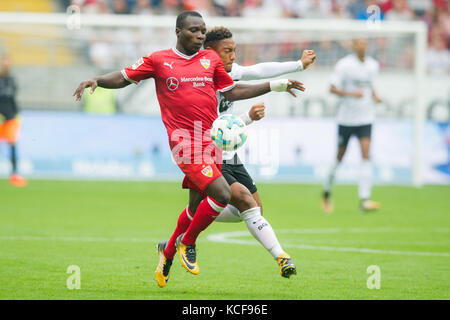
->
xmin=73 ymin=11 xmax=304 ymax=287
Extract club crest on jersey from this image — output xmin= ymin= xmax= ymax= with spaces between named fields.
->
xmin=201 ymin=165 xmax=213 ymax=178
xmin=132 ymin=57 xmax=144 ymax=70
xmin=200 ymin=57 xmax=210 ymax=69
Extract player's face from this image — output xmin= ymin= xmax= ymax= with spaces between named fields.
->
xmin=176 ymin=16 xmax=207 ymax=56
xmin=212 ymin=38 xmax=236 ymax=73
xmin=353 ymin=39 xmax=368 ymax=57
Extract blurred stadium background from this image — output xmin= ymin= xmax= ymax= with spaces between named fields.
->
xmin=0 ymin=0 xmax=448 ymax=186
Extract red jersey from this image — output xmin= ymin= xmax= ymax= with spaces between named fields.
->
xmin=122 ymin=48 xmax=235 ymax=150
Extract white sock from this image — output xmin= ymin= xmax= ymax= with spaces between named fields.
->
xmin=240 ymin=207 xmax=284 ymax=259
xmin=359 ymin=159 xmax=372 ymax=200
xmin=324 ymin=161 xmax=340 ymax=193
xmin=215 ymin=204 xmax=243 ymax=223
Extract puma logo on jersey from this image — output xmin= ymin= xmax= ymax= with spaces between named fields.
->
xmin=164 ymin=61 xmax=174 ymax=69
xmin=201 ymin=165 xmax=213 ymax=178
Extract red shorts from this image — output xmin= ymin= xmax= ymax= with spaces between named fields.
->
xmin=174 ymin=145 xmax=223 ymax=195
xmin=170 ymin=135 xmax=223 ymax=195
xmin=0 ymin=118 xmax=20 ymax=143
xmin=181 ymin=161 xmax=222 ymax=196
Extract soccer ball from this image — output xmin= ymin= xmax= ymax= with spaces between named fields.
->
xmin=210 ymin=114 xmax=248 ymax=151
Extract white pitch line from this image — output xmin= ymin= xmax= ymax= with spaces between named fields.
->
xmin=207 ymin=230 xmax=450 ymax=258
xmin=274 ymin=227 xmax=450 ymax=234
xmin=2 ymin=228 xmax=449 ymax=257
xmin=0 ymin=235 xmax=161 ymax=243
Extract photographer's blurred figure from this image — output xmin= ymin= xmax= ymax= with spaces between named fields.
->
xmin=0 ymin=55 xmax=27 ymax=187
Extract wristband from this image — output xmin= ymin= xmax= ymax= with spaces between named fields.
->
xmin=269 ymin=79 xmax=289 ymax=92
xmin=239 ymin=111 xmax=253 ymax=126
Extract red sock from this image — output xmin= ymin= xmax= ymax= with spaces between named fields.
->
xmin=182 ymin=197 xmax=226 ymax=245
xmin=164 ymin=206 xmax=193 ymax=259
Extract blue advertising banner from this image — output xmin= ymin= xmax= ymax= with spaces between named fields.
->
xmin=0 ymin=111 xmax=448 ymax=185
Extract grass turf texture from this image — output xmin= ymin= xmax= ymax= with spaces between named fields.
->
xmin=0 ymin=180 xmax=449 ymax=300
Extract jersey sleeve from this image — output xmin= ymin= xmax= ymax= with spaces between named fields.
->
xmin=121 ymin=54 xmax=156 ymax=84
xmin=213 ymin=58 xmax=235 ymax=92
xmin=236 ymin=60 xmax=303 ymax=81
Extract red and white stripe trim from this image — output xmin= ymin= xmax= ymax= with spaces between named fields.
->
xmin=206 ymin=197 xmax=226 ymax=213
xmin=171 ymin=47 xmax=199 ymax=60
xmin=185 ymin=206 xmax=194 ymax=221
xmin=121 ymin=69 xmax=137 ymax=84
xmin=218 ymin=83 xmax=236 ymax=93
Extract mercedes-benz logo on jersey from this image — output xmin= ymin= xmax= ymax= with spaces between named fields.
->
xmin=166 ymin=77 xmax=179 ymax=91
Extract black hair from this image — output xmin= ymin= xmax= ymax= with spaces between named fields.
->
xmin=176 ymin=11 xmax=203 ymax=29
xmin=204 ymin=26 xmax=233 ymax=48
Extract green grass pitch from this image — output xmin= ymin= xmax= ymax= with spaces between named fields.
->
xmin=0 ymin=179 xmax=449 ymax=300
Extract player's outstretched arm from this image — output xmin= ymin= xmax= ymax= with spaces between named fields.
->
xmin=73 ymin=71 xmax=130 ymax=101
xmin=238 ymin=50 xmax=316 ymax=81
xmin=223 ymin=79 xmax=305 ymax=102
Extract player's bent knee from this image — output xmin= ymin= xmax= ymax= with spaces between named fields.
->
xmin=218 ymin=187 xmax=232 ymax=205
xmin=230 ymin=183 xmax=257 ymax=212
xmin=240 ymin=193 xmax=257 ymax=211
xmin=206 ymin=177 xmax=231 ymax=204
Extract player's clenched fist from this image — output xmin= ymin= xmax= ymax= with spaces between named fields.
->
xmin=73 ymin=79 xmax=98 ymax=101
xmin=301 ymin=50 xmax=316 ymax=69
xmin=249 ymin=102 xmax=266 ymax=121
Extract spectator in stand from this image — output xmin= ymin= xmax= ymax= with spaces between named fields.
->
xmin=225 ymin=0 xmax=244 ymax=17
xmin=158 ymin=0 xmax=183 ymax=15
xmin=384 ymin=0 xmax=416 ymax=21
xmin=428 ymin=26 xmax=450 ymax=74
xmin=183 ymin=0 xmax=218 ymax=16
xmin=113 ymin=0 xmax=131 ymax=14
xmin=132 ymin=0 xmax=155 ymax=14
xmin=241 ymin=0 xmax=283 ymax=18
xmin=436 ymin=0 xmax=450 ymax=47
xmin=211 ymin=0 xmax=229 ymax=16
xmin=302 ymin=0 xmax=334 ymax=19
xmin=71 ymin=0 xmax=111 ymax=14
xmin=408 ymin=0 xmax=433 ymax=17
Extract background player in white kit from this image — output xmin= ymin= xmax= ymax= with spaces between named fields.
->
xmin=322 ymin=38 xmax=382 ymax=214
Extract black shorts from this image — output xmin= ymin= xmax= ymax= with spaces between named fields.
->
xmin=0 ymin=98 xmax=18 ymax=122
xmin=338 ymin=124 xmax=372 ymax=147
xmin=222 ymin=154 xmax=258 ymax=194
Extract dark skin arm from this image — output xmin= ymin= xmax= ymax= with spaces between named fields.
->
xmin=73 ymin=71 xmax=130 ymax=101
xmin=223 ymin=80 xmax=305 ymax=102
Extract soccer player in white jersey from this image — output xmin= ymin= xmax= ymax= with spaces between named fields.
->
xmin=158 ymin=26 xmax=315 ymax=278
xmin=322 ymin=38 xmax=382 ymax=214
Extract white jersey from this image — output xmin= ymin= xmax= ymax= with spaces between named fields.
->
xmin=330 ymin=54 xmax=379 ymax=126
xmin=218 ymin=61 xmax=303 ymax=160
